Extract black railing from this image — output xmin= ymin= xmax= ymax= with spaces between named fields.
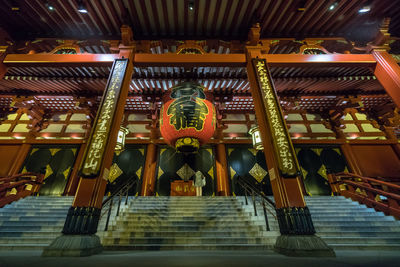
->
xmin=236 ymin=176 xmax=276 ymax=231
xmin=101 ymin=177 xmax=137 ymax=231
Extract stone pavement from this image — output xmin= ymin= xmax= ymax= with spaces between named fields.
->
xmin=0 ymin=250 xmax=399 ymax=267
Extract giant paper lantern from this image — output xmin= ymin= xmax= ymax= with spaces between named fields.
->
xmin=160 ymin=82 xmax=216 ymax=153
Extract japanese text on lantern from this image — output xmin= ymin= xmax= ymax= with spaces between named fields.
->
xmin=253 ymin=59 xmax=297 ymax=176
xmin=81 ymin=59 xmax=128 ymax=177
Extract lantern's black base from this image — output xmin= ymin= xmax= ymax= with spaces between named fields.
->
xmin=42 ymin=235 xmax=103 ymax=257
xmin=175 ymin=137 xmax=200 ymax=153
xmin=274 ymin=235 xmax=335 ymax=257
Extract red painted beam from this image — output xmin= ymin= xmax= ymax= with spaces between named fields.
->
xmin=3 ymin=53 xmax=377 ymax=69
xmin=3 ymin=54 xmax=118 ymax=67
xmin=263 ymin=54 xmax=376 ymax=67
xmin=133 ymin=53 xmax=377 ymax=67
xmin=373 ymin=50 xmax=400 ymax=108
xmin=133 ymin=53 xmax=247 ymax=67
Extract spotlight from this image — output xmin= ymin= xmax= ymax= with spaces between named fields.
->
xmin=188 ymin=1 xmax=194 ymax=11
xmin=77 ymin=0 xmax=88 ymax=13
xmin=329 ymin=2 xmax=338 ymax=11
xmin=46 ymin=1 xmax=55 ymax=11
xmin=358 ymin=5 xmax=371 ymax=13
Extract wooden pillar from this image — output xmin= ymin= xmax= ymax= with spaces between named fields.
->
xmin=330 ymin=118 xmax=363 ymax=176
xmin=246 ymin=48 xmax=304 ymax=209
xmin=7 ymin=143 xmax=31 ymax=176
xmin=244 ymin=24 xmax=333 ymax=256
xmin=373 ymin=50 xmax=400 ymax=108
xmin=63 ymin=143 xmax=87 ymax=196
xmin=340 ymin=143 xmax=362 ymax=175
xmin=0 ymin=46 xmax=7 ymax=80
xmin=141 ymin=143 xmax=158 ymax=196
xmin=43 ymin=29 xmax=135 ymax=256
xmin=215 ymin=143 xmax=230 ymax=196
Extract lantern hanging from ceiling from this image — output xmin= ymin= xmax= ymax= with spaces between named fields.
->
xmin=249 ymin=126 xmax=263 ymax=150
xmin=160 ymin=82 xmax=216 ymax=153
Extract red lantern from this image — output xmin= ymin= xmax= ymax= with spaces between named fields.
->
xmin=160 ymin=82 xmax=216 ymax=153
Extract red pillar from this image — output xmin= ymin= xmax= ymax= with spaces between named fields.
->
xmin=215 ymin=143 xmax=230 ymax=196
xmin=43 ymin=42 xmax=135 ymax=256
xmin=0 ymin=47 xmax=7 ymax=80
xmin=141 ymin=143 xmax=158 ymax=196
xmin=7 ymin=144 xmax=31 ymax=176
xmin=373 ymin=50 xmax=400 ymax=108
xmin=245 ymin=38 xmax=334 ymax=256
xmin=63 ymin=143 xmax=87 ymax=196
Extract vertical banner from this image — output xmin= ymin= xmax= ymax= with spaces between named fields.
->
xmin=252 ymin=58 xmax=299 ymax=177
xmin=80 ymin=59 xmax=128 ymax=178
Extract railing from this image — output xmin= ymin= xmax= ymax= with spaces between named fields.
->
xmin=101 ymin=177 xmax=137 ymax=231
xmin=329 ymin=172 xmax=400 ymax=218
xmin=236 ymin=176 xmax=276 ymax=231
xmin=0 ymin=172 xmax=44 ymax=208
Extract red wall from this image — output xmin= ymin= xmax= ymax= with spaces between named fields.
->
xmin=351 ymin=145 xmax=400 ymax=178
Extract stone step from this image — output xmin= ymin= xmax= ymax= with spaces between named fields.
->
xmin=0 ymin=231 xmax=61 ymax=237
xmin=102 ymin=236 xmax=271 ymax=245
xmin=0 ymin=221 xmax=65 ymax=226
xmin=310 ymin=216 xmax=394 ymax=221
xmin=309 ymin=211 xmax=385 ymax=215
xmin=113 ymin=221 xmax=265 ymax=227
xmin=327 ymin=243 xmax=400 ymax=250
xmin=117 ymin=215 xmax=255 ymax=220
xmin=0 ymin=244 xmax=48 ymax=250
xmin=3 ymin=205 xmax=72 ymax=209
xmin=308 ymin=206 xmax=369 ymax=210
xmin=0 ymin=216 xmax=68 ymax=221
xmin=318 ymin=231 xmax=400 ymax=237
xmin=312 ymin=221 xmax=400 ymax=226
xmin=108 ymin=225 xmax=264 ymax=232
xmin=0 ymin=211 xmax=70 ymax=216
xmin=0 ymin=237 xmax=56 ymax=244
xmin=314 ymin=226 xmax=400 ymax=231
xmin=103 ymin=244 xmax=272 ymax=251
xmin=0 ymin=226 xmax=63 ymax=231
xmin=103 ymin=230 xmax=270 ymax=238
xmin=321 ymin=236 xmax=400 ymax=244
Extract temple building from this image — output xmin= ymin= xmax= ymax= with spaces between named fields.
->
xmin=0 ymin=0 xmax=400 ymax=261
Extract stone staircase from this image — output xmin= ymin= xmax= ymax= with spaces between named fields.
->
xmin=1 ymin=195 xmax=399 ymax=251
xmin=0 ymin=196 xmax=73 ymax=250
xmin=306 ymin=196 xmax=400 ymax=250
xmin=101 ymin=196 xmax=279 ymax=250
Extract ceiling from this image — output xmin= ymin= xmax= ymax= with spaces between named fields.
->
xmin=0 ymin=0 xmax=399 ymax=41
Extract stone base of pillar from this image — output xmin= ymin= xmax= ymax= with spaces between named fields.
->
xmin=42 ymin=235 xmax=103 ymax=257
xmin=274 ymin=235 xmax=335 ymax=257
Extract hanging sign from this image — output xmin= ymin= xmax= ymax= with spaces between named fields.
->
xmin=81 ymin=59 xmax=128 ymax=178
xmin=252 ymin=58 xmax=298 ymax=177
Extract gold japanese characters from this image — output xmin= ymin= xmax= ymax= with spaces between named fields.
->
xmin=253 ymin=59 xmax=298 ymax=177
xmin=81 ymin=59 xmax=128 ymax=177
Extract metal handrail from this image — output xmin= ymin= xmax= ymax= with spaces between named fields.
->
xmin=101 ymin=176 xmax=137 ymax=231
xmin=236 ymin=176 xmax=277 ymax=231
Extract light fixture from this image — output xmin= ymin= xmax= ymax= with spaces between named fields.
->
xmin=297 ymin=0 xmax=307 ymax=12
xmin=46 ymin=1 xmax=55 ymax=11
xmin=249 ymin=126 xmax=263 ymax=150
xmin=10 ymin=0 xmax=20 ymax=11
xmin=115 ymin=126 xmax=129 ymax=152
xmin=188 ymin=1 xmax=194 ymax=11
xmin=358 ymin=5 xmax=371 ymax=13
xmin=77 ymin=0 xmax=88 ymax=13
xmin=329 ymin=2 xmax=338 ymax=11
